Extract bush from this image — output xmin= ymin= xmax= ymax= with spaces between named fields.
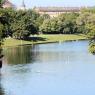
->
xmin=89 ymin=41 xmax=95 ymax=54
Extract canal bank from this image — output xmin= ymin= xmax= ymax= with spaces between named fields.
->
xmin=3 ymin=34 xmax=87 ymax=47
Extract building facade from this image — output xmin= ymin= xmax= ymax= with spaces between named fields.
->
xmin=34 ymin=7 xmax=82 ymax=17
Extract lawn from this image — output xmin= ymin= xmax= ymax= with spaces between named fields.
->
xmin=3 ymin=34 xmax=87 ymax=47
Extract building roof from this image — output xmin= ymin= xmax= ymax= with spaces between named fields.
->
xmin=2 ymin=0 xmax=15 ymax=8
xmin=35 ymin=7 xmax=82 ymax=12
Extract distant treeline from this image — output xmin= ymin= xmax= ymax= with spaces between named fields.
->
xmin=1 ymin=6 xmax=95 ymax=53
xmin=0 ymin=7 xmax=95 ymax=39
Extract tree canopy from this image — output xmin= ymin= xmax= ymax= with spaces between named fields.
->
xmin=1 ymin=6 xmax=95 ymax=53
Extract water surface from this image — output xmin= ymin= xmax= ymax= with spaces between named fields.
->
xmin=1 ymin=41 xmax=95 ymax=95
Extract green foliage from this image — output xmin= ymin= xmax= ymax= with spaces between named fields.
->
xmin=89 ymin=41 xmax=95 ymax=54
xmin=80 ymin=7 xmax=95 ymax=54
xmin=0 ymin=5 xmax=9 ymax=57
xmin=0 ymin=8 xmax=41 ymax=40
xmin=81 ymin=7 xmax=95 ymax=14
xmin=75 ymin=13 xmax=87 ymax=34
xmin=0 ymin=8 xmax=14 ymax=37
xmin=10 ymin=10 xmax=39 ymax=39
xmin=85 ymin=23 xmax=95 ymax=39
xmin=39 ymin=19 xmax=51 ymax=33
xmin=77 ymin=8 xmax=95 ymax=36
xmin=0 ymin=0 xmax=4 ymax=7
xmin=50 ymin=18 xmax=62 ymax=34
xmin=0 ymin=8 xmax=11 ymax=40
xmin=1 ymin=6 xmax=95 ymax=55
xmin=36 ymin=14 xmax=50 ymax=31
xmin=0 ymin=23 xmax=4 ymax=39
xmin=40 ymin=13 xmax=79 ymax=34
xmin=39 ymin=18 xmax=62 ymax=34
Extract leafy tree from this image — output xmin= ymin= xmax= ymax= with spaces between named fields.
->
xmin=80 ymin=7 xmax=95 ymax=54
xmin=0 ymin=1 xmax=9 ymax=60
xmin=50 ymin=18 xmax=62 ymax=34
xmin=76 ymin=12 xmax=90 ymax=34
xmin=39 ymin=18 xmax=62 ymax=34
xmin=39 ymin=13 xmax=79 ymax=34
xmin=57 ymin=13 xmax=79 ymax=34
xmin=39 ymin=19 xmax=51 ymax=34
xmin=36 ymin=14 xmax=50 ymax=32
xmin=64 ymin=13 xmax=79 ymax=34
xmin=10 ymin=10 xmax=38 ymax=39
xmin=0 ymin=8 xmax=13 ymax=38
xmin=89 ymin=41 xmax=95 ymax=54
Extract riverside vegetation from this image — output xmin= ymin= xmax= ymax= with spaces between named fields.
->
xmin=0 ymin=0 xmax=95 ymax=54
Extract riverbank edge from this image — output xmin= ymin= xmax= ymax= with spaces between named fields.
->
xmin=3 ymin=34 xmax=87 ymax=48
xmin=17 ymin=39 xmax=88 ymax=47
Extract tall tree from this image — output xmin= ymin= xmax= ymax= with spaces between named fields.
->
xmin=11 ymin=10 xmax=38 ymax=39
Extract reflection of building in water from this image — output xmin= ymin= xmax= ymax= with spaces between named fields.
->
xmin=2 ymin=0 xmax=15 ymax=9
xmin=34 ymin=7 xmax=82 ymax=17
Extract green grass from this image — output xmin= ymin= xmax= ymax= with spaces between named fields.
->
xmin=3 ymin=34 xmax=87 ymax=47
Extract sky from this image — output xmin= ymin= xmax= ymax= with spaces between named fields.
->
xmin=10 ymin=0 xmax=95 ymax=8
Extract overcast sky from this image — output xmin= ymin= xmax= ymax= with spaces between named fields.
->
xmin=10 ymin=0 xmax=95 ymax=8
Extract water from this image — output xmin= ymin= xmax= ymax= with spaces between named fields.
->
xmin=1 ymin=41 xmax=95 ymax=95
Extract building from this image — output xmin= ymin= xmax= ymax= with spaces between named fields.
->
xmin=2 ymin=0 xmax=15 ymax=8
xmin=34 ymin=7 xmax=82 ymax=17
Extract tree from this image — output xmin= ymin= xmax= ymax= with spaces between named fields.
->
xmin=0 ymin=0 xmax=8 ymax=62
xmin=39 ymin=19 xmax=51 ymax=34
xmin=35 ymin=14 xmax=50 ymax=32
xmin=58 ymin=13 xmax=79 ymax=34
xmin=0 ymin=8 xmax=13 ymax=38
xmin=80 ymin=8 xmax=95 ymax=54
xmin=39 ymin=13 xmax=79 ymax=34
xmin=76 ymin=12 xmax=90 ymax=34
xmin=39 ymin=18 xmax=62 ymax=34
xmin=50 ymin=18 xmax=62 ymax=34
xmin=10 ymin=10 xmax=38 ymax=39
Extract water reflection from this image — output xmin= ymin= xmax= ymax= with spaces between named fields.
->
xmin=3 ymin=45 xmax=39 ymax=65
xmin=2 ymin=41 xmax=90 ymax=65
xmin=2 ymin=41 xmax=95 ymax=95
xmin=0 ymin=74 xmax=5 ymax=95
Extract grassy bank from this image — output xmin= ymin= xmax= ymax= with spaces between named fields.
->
xmin=3 ymin=34 xmax=87 ymax=47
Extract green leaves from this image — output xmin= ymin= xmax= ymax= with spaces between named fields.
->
xmin=40 ymin=13 xmax=79 ymax=34
xmin=80 ymin=7 xmax=95 ymax=54
xmin=10 ymin=10 xmax=39 ymax=39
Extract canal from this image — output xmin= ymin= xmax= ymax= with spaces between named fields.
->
xmin=1 ymin=41 xmax=95 ymax=95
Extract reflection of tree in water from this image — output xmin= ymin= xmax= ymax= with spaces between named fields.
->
xmin=3 ymin=45 xmax=39 ymax=65
xmin=0 ymin=84 xmax=5 ymax=95
xmin=0 ymin=75 xmax=5 ymax=95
